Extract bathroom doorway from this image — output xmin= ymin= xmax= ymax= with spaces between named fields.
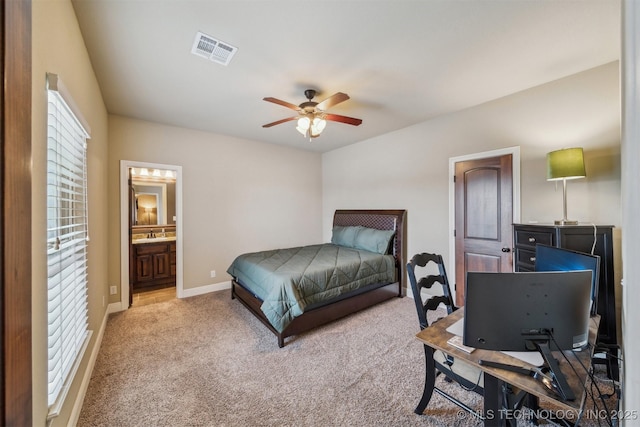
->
xmin=119 ymin=160 xmax=183 ymax=309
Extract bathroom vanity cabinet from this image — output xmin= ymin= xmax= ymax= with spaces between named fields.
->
xmin=133 ymin=240 xmax=176 ymax=290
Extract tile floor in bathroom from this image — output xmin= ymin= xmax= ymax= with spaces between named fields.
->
xmin=132 ymin=285 xmax=176 ymax=306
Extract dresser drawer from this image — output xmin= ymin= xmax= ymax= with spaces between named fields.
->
xmin=512 ymin=223 xmax=618 ymax=380
xmin=514 ymin=229 xmax=554 ymax=249
xmin=516 ymin=248 xmax=537 ymax=268
xmin=135 ymin=242 xmax=170 ymax=255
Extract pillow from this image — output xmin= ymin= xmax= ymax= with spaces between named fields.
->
xmin=331 ymin=226 xmax=362 ymax=248
xmin=352 ymin=227 xmax=396 ymax=254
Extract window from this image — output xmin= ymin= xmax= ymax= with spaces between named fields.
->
xmin=46 ymin=73 xmax=92 ymax=416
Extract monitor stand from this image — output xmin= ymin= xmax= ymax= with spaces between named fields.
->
xmin=533 ymin=340 xmax=575 ymax=401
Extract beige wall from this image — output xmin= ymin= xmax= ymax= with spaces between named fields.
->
xmin=322 ymin=61 xmax=621 ymax=293
xmin=32 ymin=0 xmax=110 ymax=425
xmin=322 ymin=61 xmax=624 ymax=360
xmin=108 ymin=116 xmax=323 ymax=295
xmin=29 ymin=1 xmax=626 ymax=424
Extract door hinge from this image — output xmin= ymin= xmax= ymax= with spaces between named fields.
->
xmin=453 ymin=229 xmax=456 ymax=237
xmin=453 ymin=175 xmax=456 ymax=182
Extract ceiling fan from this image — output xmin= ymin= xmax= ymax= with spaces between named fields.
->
xmin=262 ymin=89 xmax=363 ymax=139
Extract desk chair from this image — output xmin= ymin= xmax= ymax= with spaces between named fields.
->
xmin=407 ymin=252 xmax=484 ymax=415
xmin=408 ymin=252 xmax=536 ymax=424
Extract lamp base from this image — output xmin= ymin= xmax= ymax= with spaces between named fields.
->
xmin=554 ymin=219 xmax=579 ymax=225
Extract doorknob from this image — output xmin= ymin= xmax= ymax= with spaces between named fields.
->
xmin=501 ymin=247 xmax=511 ymax=253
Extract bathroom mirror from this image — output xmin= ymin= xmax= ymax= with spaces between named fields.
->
xmin=135 ymin=191 xmax=161 ymax=225
xmin=131 ymin=174 xmax=176 ymax=226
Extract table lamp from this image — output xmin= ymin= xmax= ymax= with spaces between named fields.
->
xmin=547 ymin=147 xmax=586 ymax=225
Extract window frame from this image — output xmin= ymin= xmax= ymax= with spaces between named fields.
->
xmin=45 ymin=73 xmax=92 ymax=418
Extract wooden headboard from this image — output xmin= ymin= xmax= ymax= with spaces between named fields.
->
xmin=333 ymin=209 xmax=407 ymax=293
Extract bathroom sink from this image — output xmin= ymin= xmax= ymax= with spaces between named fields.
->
xmin=132 ymin=236 xmax=176 ymax=244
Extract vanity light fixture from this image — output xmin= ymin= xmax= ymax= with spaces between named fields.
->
xmin=132 ymin=167 xmax=175 ymax=182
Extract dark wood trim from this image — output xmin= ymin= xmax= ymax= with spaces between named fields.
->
xmin=333 ymin=209 xmax=407 ymax=295
xmin=2 ymin=0 xmax=33 ymax=424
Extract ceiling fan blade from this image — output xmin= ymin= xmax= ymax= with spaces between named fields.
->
xmin=324 ymin=114 xmax=362 ymax=126
xmin=316 ymin=92 xmax=350 ymax=110
xmin=263 ymin=97 xmax=302 ymax=111
xmin=262 ymin=117 xmax=297 ymax=128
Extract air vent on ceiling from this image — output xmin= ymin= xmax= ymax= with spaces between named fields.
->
xmin=191 ymin=31 xmax=237 ymax=66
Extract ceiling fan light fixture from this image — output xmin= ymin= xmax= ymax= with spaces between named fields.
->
xmin=311 ymin=117 xmax=326 ymax=135
xmin=296 ymin=116 xmax=310 ymax=136
xmin=262 ymin=89 xmax=362 ymax=141
xmin=297 ymin=116 xmax=311 ymax=130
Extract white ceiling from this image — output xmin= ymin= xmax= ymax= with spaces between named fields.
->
xmin=71 ymin=0 xmax=620 ymax=153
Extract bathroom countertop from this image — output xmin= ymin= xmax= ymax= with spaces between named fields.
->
xmin=132 ymin=236 xmax=177 ymax=244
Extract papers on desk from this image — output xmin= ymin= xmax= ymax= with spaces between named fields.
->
xmin=447 ymin=335 xmax=475 ymax=353
xmin=445 ymin=316 xmax=465 ymax=336
xmin=445 ymin=317 xmax=544 ymax=367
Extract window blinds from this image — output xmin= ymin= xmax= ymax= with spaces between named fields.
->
xmin=46 ymin=73 xmax=91 ymax=413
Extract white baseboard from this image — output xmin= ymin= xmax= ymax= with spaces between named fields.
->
xmin=108 ymin=301 xmax=124 ymax=313
xmin=180 ymin=280 xmax=231 ymax=298
xmin=67 ymin=306 xmax=110 ymax=426
xmin=107 ymin=281 xmax=231 ymax=312
xmin=66 ymin=281 xmax=231 ymax=424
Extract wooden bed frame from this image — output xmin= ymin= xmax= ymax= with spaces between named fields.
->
xmin=231 ymin=209 xmax=407 ymax=347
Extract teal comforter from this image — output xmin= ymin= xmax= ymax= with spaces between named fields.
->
xmin=227 ymin=243 xmax=396 ymax=332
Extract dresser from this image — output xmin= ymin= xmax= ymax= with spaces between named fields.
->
xmin=513 ymin=223 xmax=618 ymax=380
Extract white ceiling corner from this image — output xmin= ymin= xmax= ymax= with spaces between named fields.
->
xmin=71 ymin=0 xmax=621 ymax=153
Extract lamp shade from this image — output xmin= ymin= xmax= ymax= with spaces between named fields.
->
xmin=546 ymin=148 xmax=586 ymax=181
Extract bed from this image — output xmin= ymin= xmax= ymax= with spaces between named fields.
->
xmin=228 ymin=209 xmax=406 ymax=347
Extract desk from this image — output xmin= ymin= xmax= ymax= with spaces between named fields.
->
xmin=415 ymin=310 xmax=600 ymax=426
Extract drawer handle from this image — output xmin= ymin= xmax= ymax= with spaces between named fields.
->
xmin=530 ymin=257 xmax=536 ymax=262
xmin=528 ymin=237 xmax=536 ymax=243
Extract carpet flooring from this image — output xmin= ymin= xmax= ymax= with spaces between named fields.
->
xmin=77 ymin=291 xmax=618 ymax=426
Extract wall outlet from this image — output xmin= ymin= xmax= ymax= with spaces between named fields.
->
xmin=210 ymin=270 xmax=216 ymax=278
xmin=110 ymin=285 xmax=117 ymax=295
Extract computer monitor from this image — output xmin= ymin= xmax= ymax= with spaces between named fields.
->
xmin=534 ymin=244 xmax=600 ymax=316
xmin=463 ymin=271 xmax=592 ymax=352
xmin=463 ymin=270 xmax=592 ymax=401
